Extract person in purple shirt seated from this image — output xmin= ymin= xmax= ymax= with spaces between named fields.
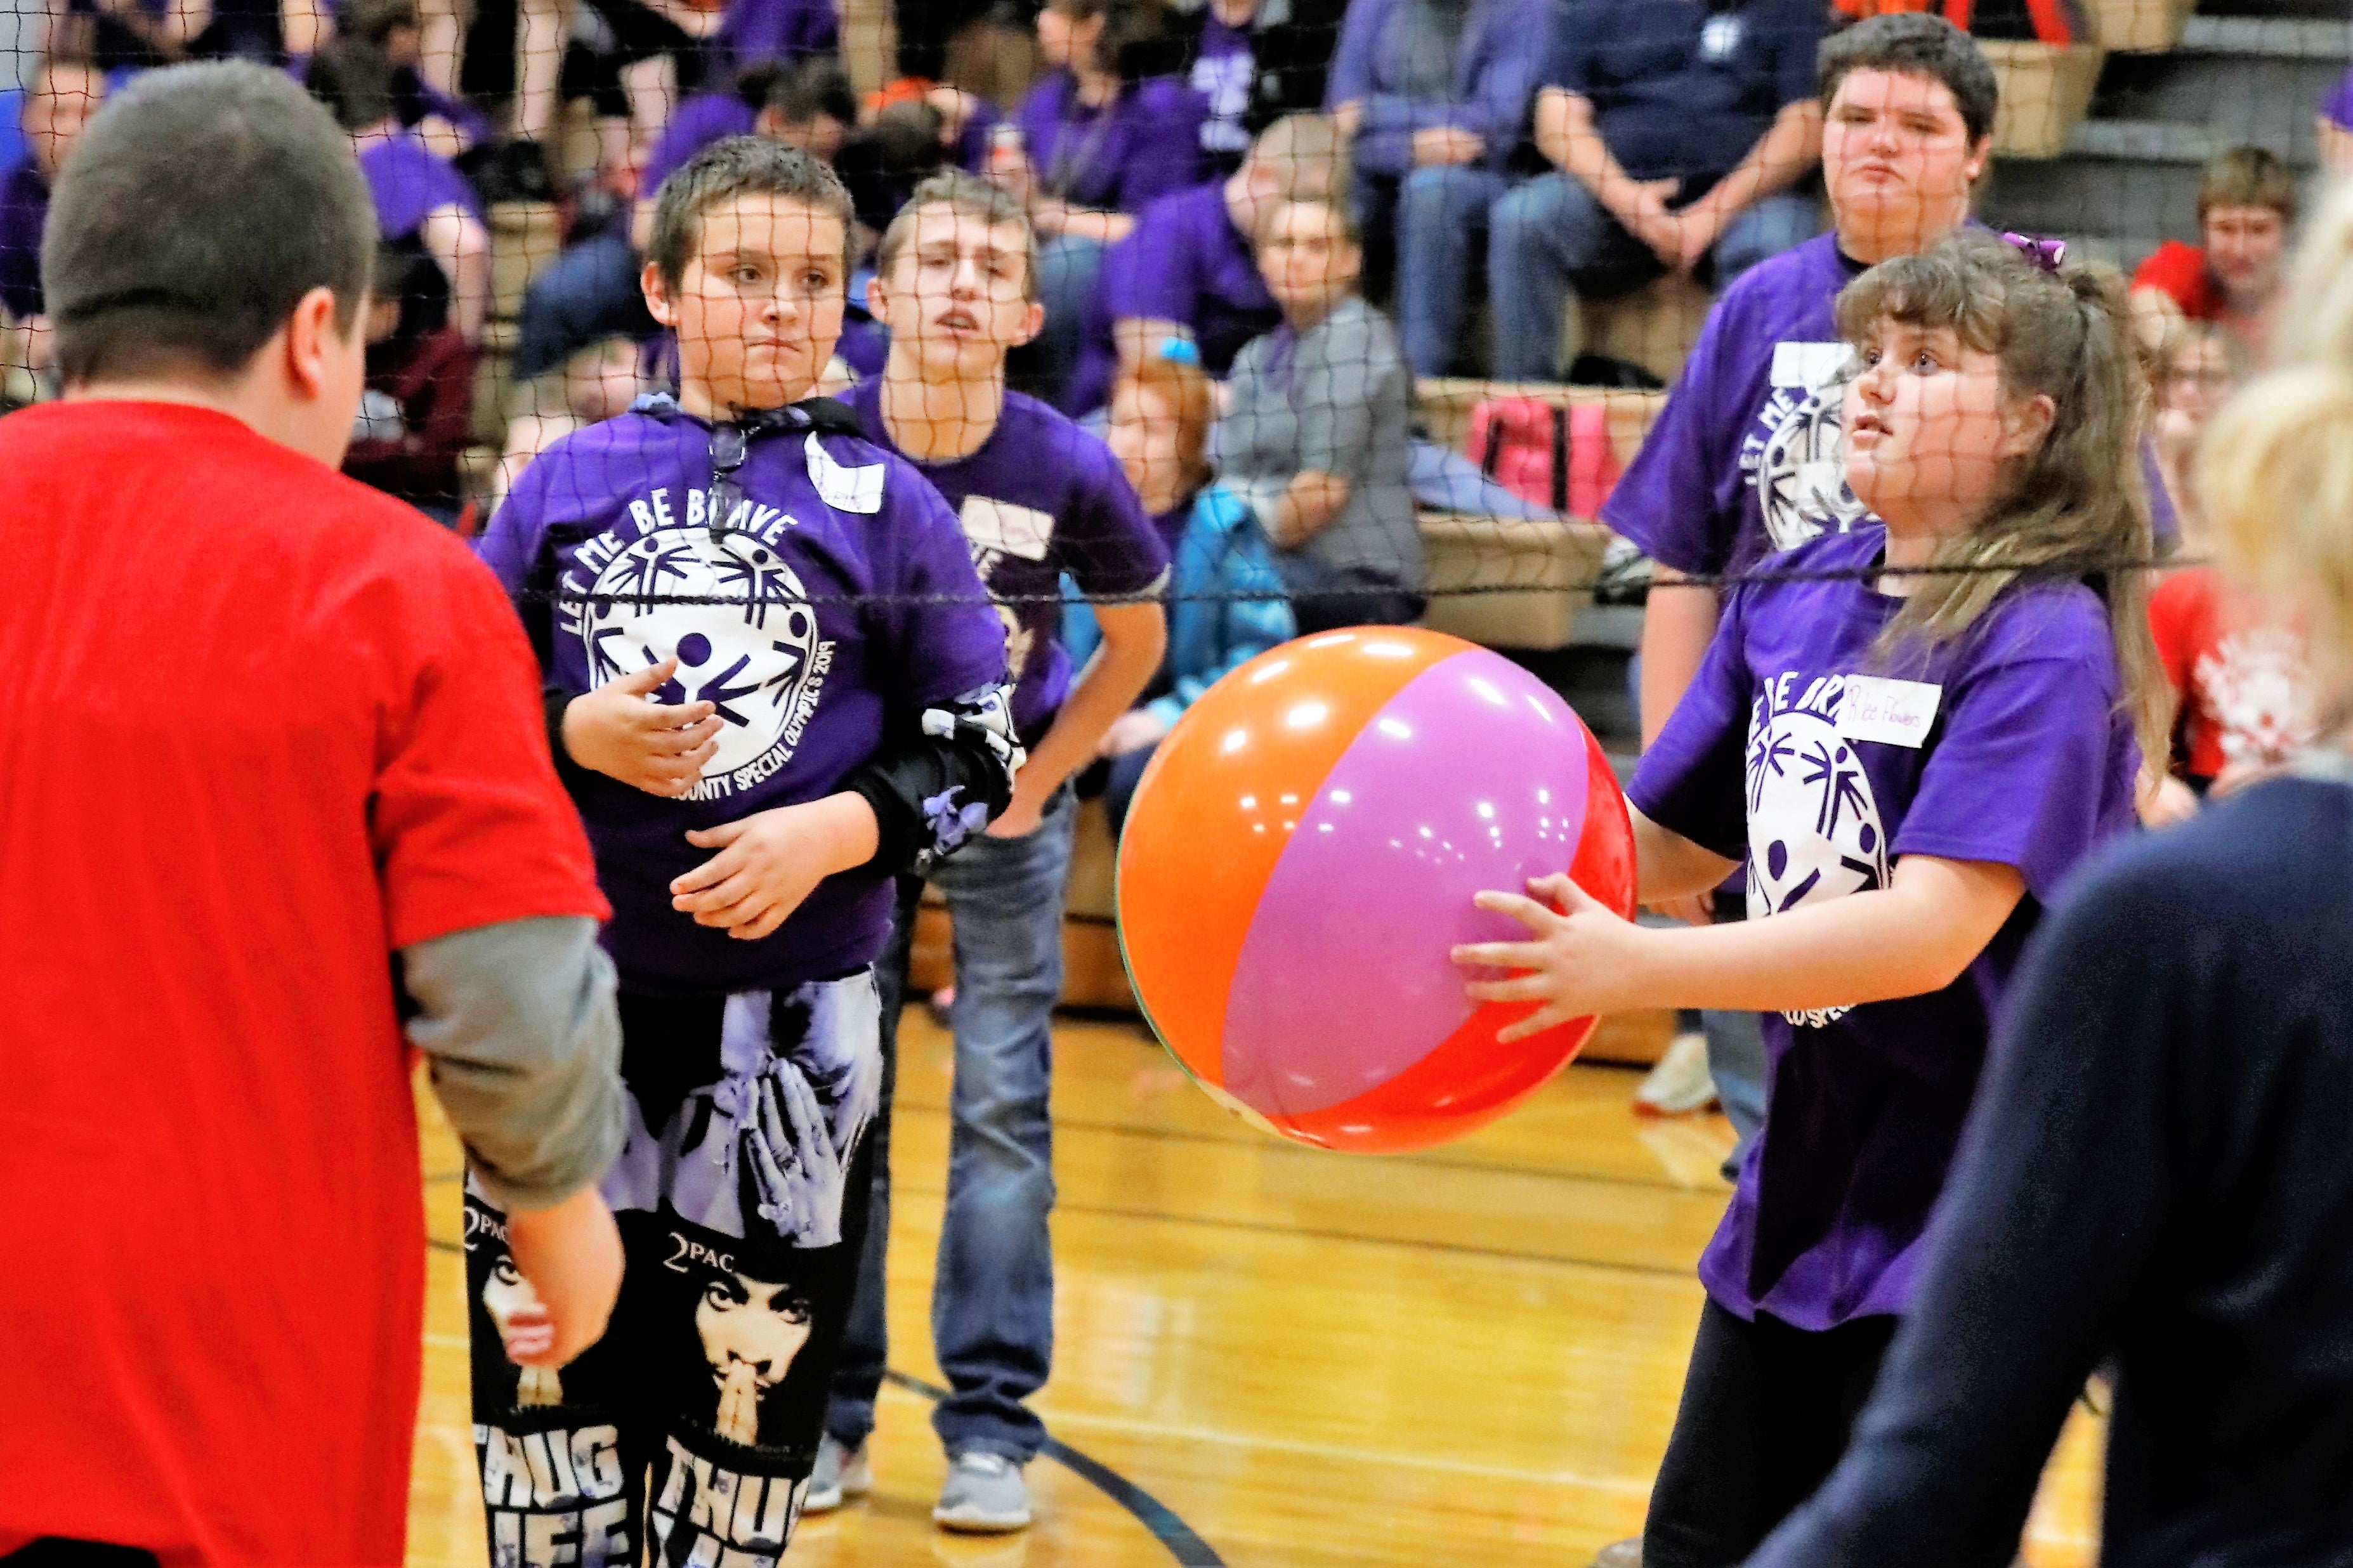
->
xmin=989 ymin=0 xmax=1207 ymax=407
xmin=308 ymin=37 xmax=490 ymax=342
xmin=810 ymin=171 xmax=1167 ymax=1535
xmin=1455 ymin=232 xmax=2157 ymax=1567
xmin=1160 ymin=0 xmax=1346 ymax=175
xmin=1321 ymin=0 xmax=1545 ymax=317
xmin=2320 ymin=65 xmax=2352 ymax=178
xmin=333 ymin=0 xmax=491 ymax=155
xmin=1482 ymin=0 xmax=1826 ymax=382
xmin=1067 ymin=109 xmax=1341 ymax=415
xmin=0 ymin=55 xmax=105 ymax=395
xmin=473 ymin=138 xmax=1019 ymax=1564
xmin=516 ymin=57 xmax=853 ymax=378
xmin=60 ymin=0 xmax=292 ymax=70
xmin=711 ymin=0 xmax=838 ymax=80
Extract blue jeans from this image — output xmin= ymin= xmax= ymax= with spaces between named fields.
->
xmin=514 ymin=230 xmax=655 ymax=379
xmin=1395 ymin=162 xmax=1511 ymax=379
xmin=1488 ymin=174 xmax=1819 ymax=381
xmin=825 ymin=785 xmax=1077 ymax=1461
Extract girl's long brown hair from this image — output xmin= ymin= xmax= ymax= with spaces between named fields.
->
xmin=1832 ymin=231 xmax=2169 ymax=767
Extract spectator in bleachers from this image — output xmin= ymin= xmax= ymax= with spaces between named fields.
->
xmin=1068 ymin=110 xmax=1343 ymax=417
xmin=992 ymin=0 xmax=1209 ymax=404
xmin=1829 ymin=0 xmax=2086 ymax=44
xmin=60 ymin=0 xmax=298 ymax=70
xmin=1221 ymin=194 xmax=1422 ymax=632
xmin=0 ymin=54 xmax=105 ymax=393
xmin=2324 ymin=68 xmax=2352 ymax=178
xmin=1069 ymin=344 xmax=1298 ymax=836
xmin=343 ymin=244 xmax=477 ymax=523
xmin=1162 ymin=0 xmax=1346 ymax=176
xmin=335 ymin=0 xmax=491 ymax=159
xmin=491 ymin=333 xmax=644 ymax=507
xmin=1322 ymin=0 xmax=1545 ymax=346
xmin=1483 ymin=0 xmax=1825 ymax=382
xmin=2130 ymin=145 xmax=2297 ymax=362
xmin=310 ymin=37 xmax=492 ymax=342
xmin=1582 ymin=15 xmax=1995 ymax=1323
xmin=711 ymin=0 xmax=839 ymax=81
xmin=514 ymin=59 xmax=853 ymax=378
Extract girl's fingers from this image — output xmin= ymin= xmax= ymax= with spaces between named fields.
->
xmin=1451 ymin=940 xmax=1548 ymax=970
xmin=1472 ymin=889 xmax=1561 ymax=932
xmin=670 ymin=846 xmax=744 ymax=896
xmin=683 ymin=818 xmax=749 ymax=852
xmin=1496 ymin=1003 xmax=1577 ymax=1044
xmin=1464 ymin=973 xmax=1557 ymax=1005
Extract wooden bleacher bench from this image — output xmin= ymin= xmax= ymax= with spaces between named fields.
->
xmin=1571 ymin=271 xmax=1715 ymax=386
xmin=1415 ymin=379 xmax=1669 ymax=471
xmin=1984 ymin=41 xmax=2107 ymax=157
xmin=2088 ymin=0 xmax=2195 ymax=52
xmin=487 ymin=200 xmax=562 ymax=326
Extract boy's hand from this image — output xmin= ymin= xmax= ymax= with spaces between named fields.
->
xmin=986 ymin=778 xmax=1050 ymax=839
xmin=502 ymin=1185 xmax=624 ymax=1369
xmin=562 ymin=658 xmax=722 ymax=797
xmin=670 ymin=793 xmax=880 ymax=941
xmin=1099 ymin=708 xmax=1171 ymax=757
xmin=1451 ymin=873 xmax=1653 ymax=1040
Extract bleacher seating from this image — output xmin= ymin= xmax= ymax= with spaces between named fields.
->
xmin=1985 ymin=40 xmax=2109 ymax=157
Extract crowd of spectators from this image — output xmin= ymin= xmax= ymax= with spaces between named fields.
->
xmin=0 ymin=0 xmax=2342 ymax=575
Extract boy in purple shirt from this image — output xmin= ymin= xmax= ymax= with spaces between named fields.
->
xmin=1068 ymin=110 xmax=1342 ymax=415
xmin=809 ymin=171 xmax=1169 ymax=1533
xmin=1456 ymin=233 xmax=2156 ymax=1565
xmin=2324 ymin=66 xmax=2352 ymax=176
xmin=0 ymin=55 xmax=103 ymax=388
xmin=470 ymin=139 xmax=1019 ymax=1564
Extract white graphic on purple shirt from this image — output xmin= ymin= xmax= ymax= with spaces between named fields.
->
xmin=1741 ymin=340 xmax=1874 ymax=553
xmin=1745 ymin=671 xmax=1889 ymax=1026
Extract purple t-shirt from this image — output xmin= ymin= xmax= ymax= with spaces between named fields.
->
xmin=0 ymin=161 xmax=48 ymax=320
xmin=846 ymin=378 xmax=1170 ymax=737
xmin=1071 ymin=178 xmax=1280 ymax=414
xmin=1190 ymin=10 xmax=1255 ymax=160
xmin=2326 ymin=66 xmax=2353 ymax=132
xmin=643 ymin=95 xmax=759 ymax=198
xmin=358 ymin=131 xmax=479 ymax=245
xmin=1629 ymin=525 xmax=2141 ymax=1330
xmin=1606 ymin=232 xmax=2176 ymax=578
xmin=714 ymin=0 xmax=840 ymax=76
xmin=476 ymin=407 xmax=1009 ymax=994
xmin=1014 ymin=72 xmax=1209 ymax=214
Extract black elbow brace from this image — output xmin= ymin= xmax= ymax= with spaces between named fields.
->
xmin=846 ymin=681 xmax=1024 ymax=877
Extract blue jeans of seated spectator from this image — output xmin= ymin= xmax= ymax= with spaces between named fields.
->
xmin=1030 ymin=234 xmax=1106 ymax=413
xmin=514 ymin=229 xmax=657 ymax=379
xmin=824 ymin=783 xmax=1077 ymax=1461
xmin=1488 ymin=174 xmax=1819 ymax=381
xmin=1396 ymin=162 xmax=1511 ymax=378
xmin=1278 ymin=549 xmax=1424 ymax=634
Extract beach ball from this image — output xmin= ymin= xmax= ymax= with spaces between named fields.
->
xmin=1117 ymin=627 xmax=1635 ymax=1154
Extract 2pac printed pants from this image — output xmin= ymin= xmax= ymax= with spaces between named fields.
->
xmin=464 ymin=974 xmax=882 ymax=1568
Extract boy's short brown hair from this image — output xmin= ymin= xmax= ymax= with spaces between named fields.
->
xmin=1818 ymin=13 xmax=1998 ymax=148
xmin=873 ymin=170 xmax=1042 ymax=303
xmin=2198 ymin=145 xmax=2299 ymax=226
xmin=646 ymin=136 xmax=857 ymax=292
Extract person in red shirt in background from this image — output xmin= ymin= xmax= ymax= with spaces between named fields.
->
xmin=2129 ymin=145 xmax=2297 ymax=362
xmin=343 ymin=244 xmax=478 ymax=525
xmin=0 ymin=62 xmax=627 ymax=1565
xmin=2143 ymin=322 xmax=2318 ymax=826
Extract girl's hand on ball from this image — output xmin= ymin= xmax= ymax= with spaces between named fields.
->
xmin=1452 ymin=873 xmax=1652 ymax=1041
xmin=563 ymin=658 xmax=722 ymax=798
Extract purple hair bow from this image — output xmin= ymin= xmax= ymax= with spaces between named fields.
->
xmin=2002 ymin=232 xmax=2068 ymax=273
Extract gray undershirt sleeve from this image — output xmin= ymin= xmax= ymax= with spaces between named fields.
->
xmin=398 ymin=915 xmax=626 ymax=1212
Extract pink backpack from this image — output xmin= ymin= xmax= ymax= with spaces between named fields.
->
xmin=1466 ymin=397 xmax=1623 ymax=518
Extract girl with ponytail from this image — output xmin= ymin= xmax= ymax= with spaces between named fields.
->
xmin=1452 ymin=230 xmax=2153 ymax=1565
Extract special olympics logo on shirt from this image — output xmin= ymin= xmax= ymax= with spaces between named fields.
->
xmin=574 ymin=520 xmax=831 ymax=788
xmin=1745 ymin=674 xmax=1889 ymax=1026
xmin=1743 ymin=341 xmax=1873 ymax=553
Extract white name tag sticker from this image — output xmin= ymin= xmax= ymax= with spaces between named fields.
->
xmin=1838 ymin=676 xmax=1942 ymax=748
xmin=1770 ymin=341 xmax=1849 ymax=390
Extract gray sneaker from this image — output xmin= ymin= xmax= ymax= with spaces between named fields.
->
xmin=1589 ymin=1540 xmax=1642 ymax=1568
xmin=933 ymin=1450 xmax=1032 ymax=1533
xmin=803 ymin=1434 xmax=870 ymax=1515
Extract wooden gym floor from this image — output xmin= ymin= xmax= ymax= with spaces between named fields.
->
xmin=406 ymin=1010 xmax=2106 ymax=1567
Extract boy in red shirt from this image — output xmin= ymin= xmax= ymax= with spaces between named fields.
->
xmin=2130 ymin=145 xmax=2297 ymax=362
xmin=0 ymin=62 xmax=627 ymax=1565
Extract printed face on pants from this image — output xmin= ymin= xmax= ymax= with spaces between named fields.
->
xmin=463 ymin=971 xmax=881 ymax=1568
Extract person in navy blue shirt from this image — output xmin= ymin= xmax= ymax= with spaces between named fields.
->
xmin=811 ymin=170 xmax=1169 ymax=1534
xmin=1483 ymin=0 xmax=1826 ymax=382
xmin=0 ymin=55 xmax=104 ymax=393
xmin=472 ymin=139 xmax=1019 ymax=1566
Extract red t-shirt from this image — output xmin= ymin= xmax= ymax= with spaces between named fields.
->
xmin=0 ymin=402 xmax=605 ymax=1564
xmin=2148 ymin=565 xmax=2317 ymax=783
xmin=2132 ymin=240 xmax=2222 ymax=322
